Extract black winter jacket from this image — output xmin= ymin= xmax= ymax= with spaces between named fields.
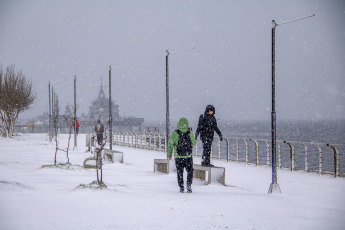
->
xmin=195 ymin=105 xmax=222 ymax=142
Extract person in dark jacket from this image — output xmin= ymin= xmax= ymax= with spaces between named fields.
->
xmin=195 ymin=105 xmax=223 ymax=167
xmin=94 ymin=119 xmax=105 ymax=145
xmin=168 ymin=117 xmax=197 ymax=193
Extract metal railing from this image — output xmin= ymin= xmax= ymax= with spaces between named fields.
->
xmin=112 ymin=131 xmax=345 ymax=177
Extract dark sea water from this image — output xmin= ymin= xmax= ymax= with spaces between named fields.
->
xmin=145 ymin=119 xmax=345 ymax=144
xmin=220 ymin=120 xmax=345 ymax=144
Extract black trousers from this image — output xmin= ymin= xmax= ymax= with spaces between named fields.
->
xmin=175 ymin=157 xmax=193 ymax=188
xmin=96 ymin=133 xmax=103 ymax=145
xmin=201 ymin=139 xmax=212 ymax=165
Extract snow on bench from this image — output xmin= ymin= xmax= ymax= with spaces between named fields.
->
xmin=193 ymin=164 xmax=226 ymax=186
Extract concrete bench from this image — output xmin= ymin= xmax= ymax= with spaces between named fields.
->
xmin=103 ymin=149 xmax=124 ymax=164
xmin=193 ymin=164 xmax=225 ymax=185
xmin=83 ymin=157 xmax=97 ymax=169
xmin=154 ymin=159 xmax=176 ymax=174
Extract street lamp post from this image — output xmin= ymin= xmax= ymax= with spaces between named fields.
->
xmin=109 ymin=64 xmax=131 ymax=150
xmin=165 ymin=47 xmax=196 ymax=156
xmin=268 ymin=14 xmax=315 ymax=194
xmin=74 ymin=75 xmax=77 ymax=149
xmin=48 ymin=81 xmax=52 ymax=143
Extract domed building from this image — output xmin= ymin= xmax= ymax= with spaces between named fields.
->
xmin=88 ymin=84 xmax=119 ymax=122
xmin=86 ymin=84 xmax=144 ymax=128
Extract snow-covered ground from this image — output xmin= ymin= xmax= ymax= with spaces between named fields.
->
xmin=1 ymin=134 xmax=344 ymax=230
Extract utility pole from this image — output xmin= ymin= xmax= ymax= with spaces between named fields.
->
xmin=108 ymin=64 xmax=131 ymax=150
xmin=52 ymin=87 xmax=54 ymax=140
xmin=74 ymin=75 xmax=77 ymax=149
xmin=48 ymin=82 xmax=52 ymax=143
xmin=165 ymin=51 xmax=170 ymax=151
xmin=165 ymin=47 xmax=196 ymax=157
xmin=268 ymin=14 xmax=315 ymax=194
xmin=109 ymin=66 xmax=112 ymax=150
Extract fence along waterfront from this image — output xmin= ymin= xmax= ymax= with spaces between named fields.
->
xmin=112 ymin=131 xmax=345 ymax=177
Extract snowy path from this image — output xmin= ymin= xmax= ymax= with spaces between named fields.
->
xmin=0 ymin=134 xmax=345 ymax=230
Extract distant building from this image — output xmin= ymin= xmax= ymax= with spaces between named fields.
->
xmin=88 ymin=84 xmax=119 ymax=122
xmin=15 ymin=84 xmax=144 ymax=134
xmin=86 ymin=84 xmax=144 ymax=127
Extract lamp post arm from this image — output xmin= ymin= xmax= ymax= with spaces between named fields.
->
xmin=110 ymin=63 xmax=132 ymax=69
xmin=276 ymin=14 xmax=315 ymax=27
xmin=168 ymin=46 xmax=196 ymax=55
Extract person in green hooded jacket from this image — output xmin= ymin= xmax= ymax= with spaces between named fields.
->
xmin=168 ymin=117 xmax=197 ymax=193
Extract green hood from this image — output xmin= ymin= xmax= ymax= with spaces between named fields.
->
xmin=177 ymin=117 xmax=189 ymax=133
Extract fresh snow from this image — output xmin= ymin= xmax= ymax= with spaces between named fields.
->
xmin=1 ymin=134 xmax=345 ymax=230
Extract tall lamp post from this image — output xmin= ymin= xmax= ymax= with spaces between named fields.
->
xmin=48 ymin=81 xmax=52 ymax=143
xmin=165 ymin=47 xmax=196 ymax=156
xmin=109 ymin=64 xmax=131 ymax=150
xmin=73 ymin=75 xmax=77 ymax=149
xmin=269 ymin=14 xmax=315 ymax=194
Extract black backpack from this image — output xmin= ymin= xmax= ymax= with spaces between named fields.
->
xmin=176 ymin=130 xmax=192 ymax=156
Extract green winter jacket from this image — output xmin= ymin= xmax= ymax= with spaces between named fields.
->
xmin=167 ymin=117 xmax=197 ymax=159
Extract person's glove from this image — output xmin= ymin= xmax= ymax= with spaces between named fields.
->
xmin=220 ymin=136 xmax=223 ymax=141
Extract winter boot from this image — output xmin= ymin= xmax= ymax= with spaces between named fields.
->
xmin=187 ymin=184 xmax=192 ymax=193
xmin=179 ymin=186 xmax=184 ymax=193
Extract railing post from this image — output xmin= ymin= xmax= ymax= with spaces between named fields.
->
xmin=244 ymin=139 xmax=249 ymax=163
xmin=131 ymin=132 xmax=134 ymax=147
xmin=135 ymin=132 xmax=138 ymax=148
xmin=149 ymin=133 xmax=152 ymax=151
xmin=236 ymin=138 xmax=239 ymax=162
xmin=127 ymin=132 xmax=130 ymax=147
xmin=264 ymin=140 xmax=270 ymax=166
xmin=225 ymin=138 xmax=230 ymax=162
xmin=218 ymin=138 xmax=221 ymax=159
xmin=250 ymin=139 xmax=259 ymax=166
xmin=327 ymin=144 xmax=339 ymax=177
xmin=284 ymin=141 xmax=295 ymax=171
xmin=315 ymin=145 xmax=323 ymax=175
xmin=303 ymin=143 xmax=308 ymax=172
xmin=140 ymin=133 xmax=143 ymax=149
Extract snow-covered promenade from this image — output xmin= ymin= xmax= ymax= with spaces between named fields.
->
xmin=1 ymin=134 xmax=345 ymax=230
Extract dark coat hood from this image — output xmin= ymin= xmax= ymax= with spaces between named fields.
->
xmin=204 ymin=105 xmax=215 ymax=115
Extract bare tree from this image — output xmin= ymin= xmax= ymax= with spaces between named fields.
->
xmin=62 ymin=104 xmax=75 ymax=163
xmin=0 ymin=65 xmax=36 ymax=137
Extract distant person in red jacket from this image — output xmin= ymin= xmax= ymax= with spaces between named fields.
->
xmin=72 ymin=119 xmax=80 ymax=135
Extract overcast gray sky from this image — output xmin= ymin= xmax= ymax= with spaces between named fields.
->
xmin=1 ymin=0 xmax=344 ymax=124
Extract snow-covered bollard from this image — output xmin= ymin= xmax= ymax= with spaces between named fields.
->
xmin=193 ymin=164 xmax=226 ymax=185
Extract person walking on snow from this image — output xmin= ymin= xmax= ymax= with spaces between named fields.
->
xmin=195 ymin=105 xmax=223 ymax=167
xmin=94 ymin=119 xmax=104 ymax=145
xmin=168 ymin=117 xmax=197 ymax=193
